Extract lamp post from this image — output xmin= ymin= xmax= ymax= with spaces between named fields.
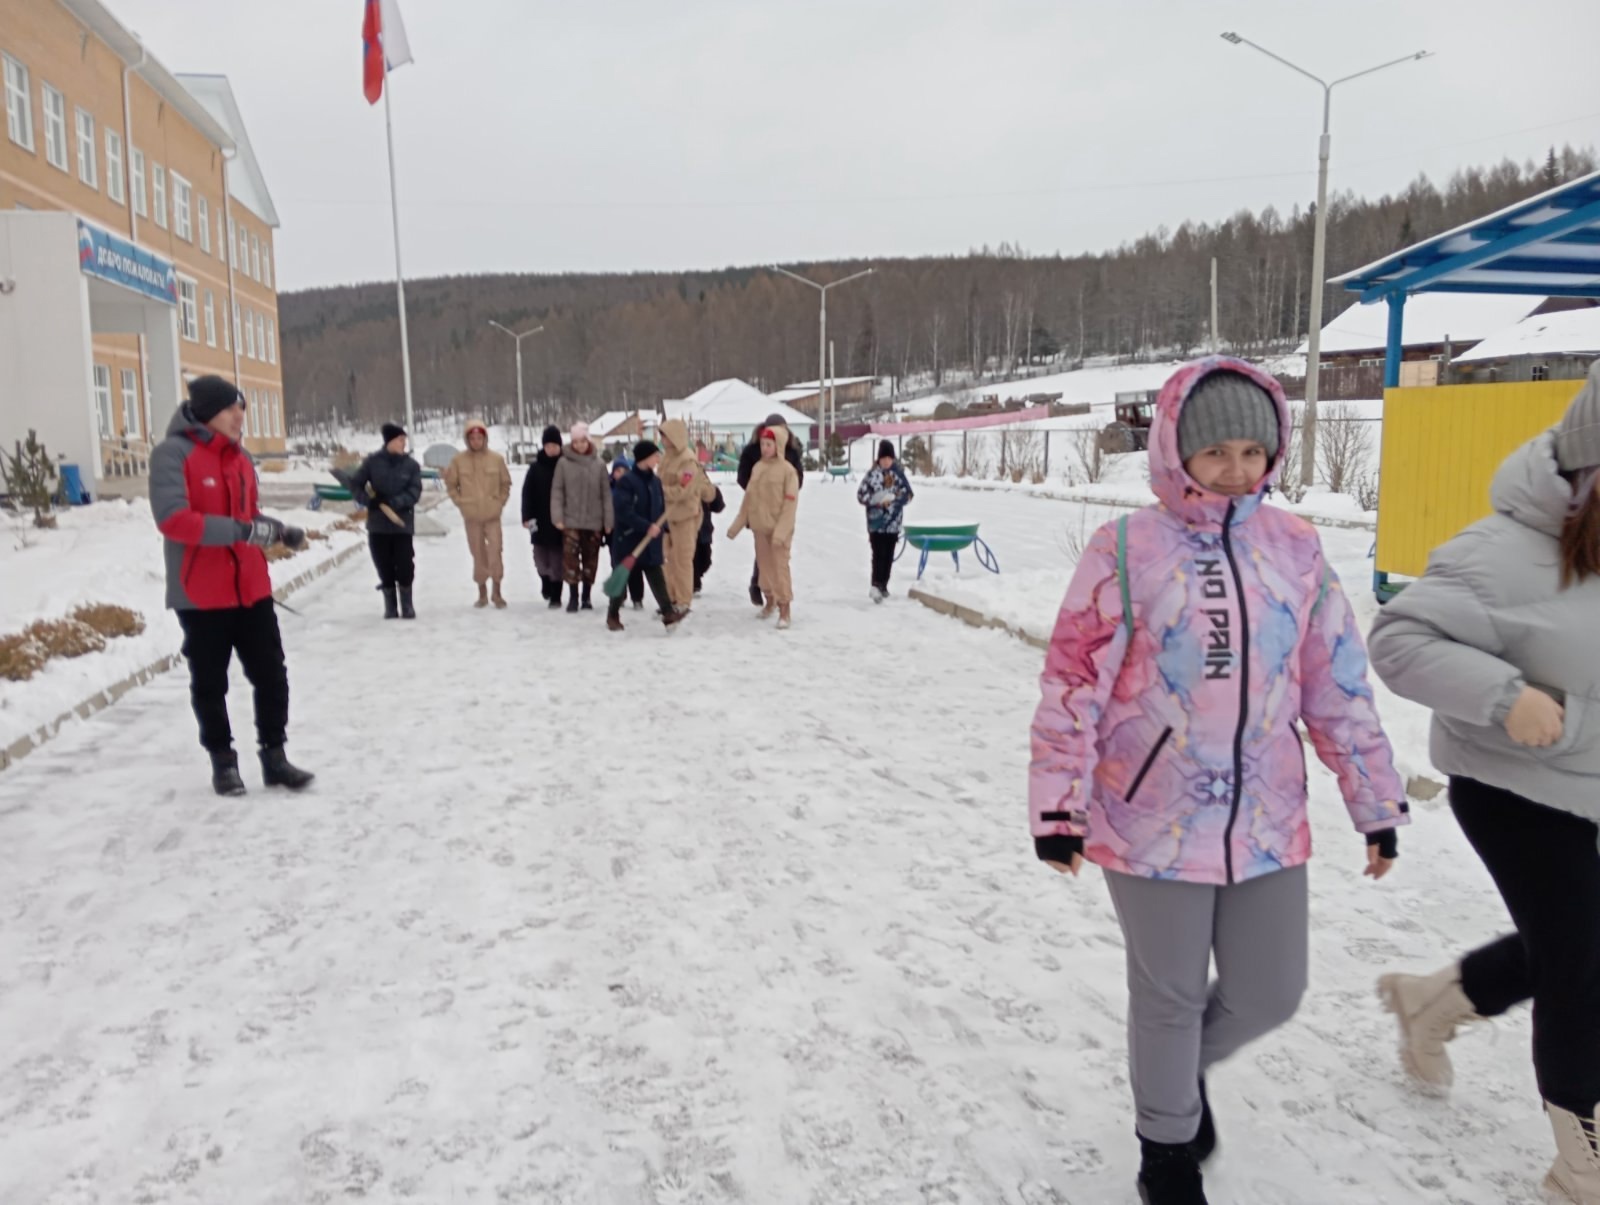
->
xmin=770 ymin=265 xmax=874 ymax=456
xmin=487 ymin=320 xmax=544 ymax=457
xmin=1221 ymin=33 xmax=1430 ymax=486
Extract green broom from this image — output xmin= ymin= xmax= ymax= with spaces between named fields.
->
xmin=602 ymin=526 xmax=662 ymax=600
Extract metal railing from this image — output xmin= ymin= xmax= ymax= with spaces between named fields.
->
xmin=100 ymin=436 xmax=152 ymax=480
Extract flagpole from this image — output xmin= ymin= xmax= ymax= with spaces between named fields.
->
xmin=382 ymin=72 xmax=415 ymax=430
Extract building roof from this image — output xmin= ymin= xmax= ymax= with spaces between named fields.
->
xmin=587 ymin=409 xmax=662 ymax=439
xmin=1454 ymin=304 xmax=1600 ymax=363
xmin=1309 ymin=293 xmax=1545 ymax=355
xmin=1333 ymin=169 xmax=1600 ymax=303
xmin=780 ymin=377 xmax=878 ymax=390
xmin=174 ymin=75 xmax=279 ymax=228
xmin=59 ymin=0 xmax=235 ymax=154
xmin=665 ymin=379 xmax=815 ymax=428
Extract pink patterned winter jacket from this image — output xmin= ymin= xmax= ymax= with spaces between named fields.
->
xmin=1029 ymin=357 xmax=1408 ymax=885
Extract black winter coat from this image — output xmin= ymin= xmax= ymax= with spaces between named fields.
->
xmin=611 ymin=467 xmax=667 ymax=569
xmin=737 ymin=434 xmax=805 ymax=492
xmin=698 ymin=485 xmax=726 ymax=546
xmin=520 ymin=449 xmax=563 ymax=548
xmin=346 ymin=450 xmax=423 ymax=535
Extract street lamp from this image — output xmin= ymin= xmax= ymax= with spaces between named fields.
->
xmin=770 ymin=265 xmax=874 ymax=456
xmin=1221 ymin=32 xmax=1431 ymax=487
xmin=487 ymin=320 xmax=545 ymax=458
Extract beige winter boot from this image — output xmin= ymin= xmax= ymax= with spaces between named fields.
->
xmin=491 ymin=580 xmax=507 ymax=609
xmin=475 ymin=582 xmax=490 ymax=609
xmin=758 ymin=593 xmax=778 ymax=620
xmin=1376 ymin=964 xmax=1481 ymax=1092
xmin=1544 ymin=1103 xmax=1600 ymax=1203
xmin=776 ymin=603 xmax=792 ymax=631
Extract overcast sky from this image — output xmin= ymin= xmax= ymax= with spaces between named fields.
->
xmin=112 ymin=0 xmax=1600 ymax=294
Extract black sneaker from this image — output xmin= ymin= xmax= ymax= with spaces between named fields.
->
xmin=1193 ymin=1079 xmax=1217 ymax=1166
xmin=210 ymin=750 xmax=247 ymax=797
xmin=1137 ymin=1135 xmax=1207 ymax=1205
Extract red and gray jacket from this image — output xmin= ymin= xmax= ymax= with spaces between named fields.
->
xmin=149 ymin=406 xmax=274 ymax=611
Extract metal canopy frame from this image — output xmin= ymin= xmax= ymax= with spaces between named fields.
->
xmin=1330 ymin=169 xmax=1600 ymax=384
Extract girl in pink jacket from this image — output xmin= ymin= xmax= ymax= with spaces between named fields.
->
xmin=1029 ymin=357 xmax=1409 ymax=1204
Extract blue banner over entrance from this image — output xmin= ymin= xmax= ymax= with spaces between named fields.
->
xmin=77 ymin=220 xmax=177 ymax=305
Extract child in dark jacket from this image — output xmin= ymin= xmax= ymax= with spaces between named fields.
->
xmin=694 ymin=486 xmax=727 ymax=595
xmin=610 ymin=456 xmax=645 ymax=609
xmin=606 ymin=442 xmax=679 ymax=631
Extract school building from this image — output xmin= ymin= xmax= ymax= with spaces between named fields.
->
xmin=0 ymin=0 xmax=285 ymax=498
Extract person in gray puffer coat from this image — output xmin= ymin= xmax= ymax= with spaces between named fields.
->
xmin=1368 ymin=362 xmax=1600 ymax=1205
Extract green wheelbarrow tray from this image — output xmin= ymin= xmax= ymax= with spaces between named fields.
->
xmin=308 ymin=481 xmax=354 ymax=511
xmin=897 ymin=523 xmax=999 ymax=579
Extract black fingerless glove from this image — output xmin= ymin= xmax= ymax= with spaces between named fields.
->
xmin=1035 ymin=834 xmax=1084 ymax=865
xmin=1366 ymin=829 xmax=1399 ymax=860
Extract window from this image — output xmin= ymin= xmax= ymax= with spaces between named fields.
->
xmin=151 ymin=164 xmax=167 ymax=228
xmin=237 ymin=223 xmax=248 ymax=273
xmin=232 ymin=302 xmax=241 ymax=352
xmin=104 ymin=129 xmax=123 ymax=204
xmin=222 ymin=301 xmax=230 ymax=352
xmin=198 ymin=196 xmax=210 ymax=252
xmin=120 ymin=368 xmax=140 ymax=439
xmin=256 ymin=314 xmax=266 ymax=363
xmin=172 ymin=173 xmax=192 ymax=240
xmin=41 ymin=83 xmax=67 ymax=171
xmin=266 ymin=318 xmax=276 ymax=365
xmin=203 ymin=290 xmax=216 ymax=347
xmin=244 ymin=307 xmax=256 ymax=359
xmin=92 ymin=364 xmax=113 ymax=437
xmin=251 ymin=234 xmax=260 ymax=281
xmin=178 ymin=278 xmax=199 ymax=341
xmin=273 ymin=393 xmax=283 ymax=438
xmin=74 ymin=108 xmax=96 ymax=188
xmin=5 ymin=54 xmax=34 ymax=151
xmin=262 ymin=248 xmax=272 ymax=289
xmin=131 ymin=148 xmax=146 ymax=217
xmin=249 ymin=391 xmax=261 ymax=438
xmin=1532 ymin=365 xmax=1550 ymax=383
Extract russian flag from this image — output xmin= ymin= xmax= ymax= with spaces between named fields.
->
xmin=362 ymin=0 xmax=413 ymax=105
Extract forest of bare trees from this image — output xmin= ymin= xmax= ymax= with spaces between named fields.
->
xmin=279 ymin=146 xmax=1596 ymax=432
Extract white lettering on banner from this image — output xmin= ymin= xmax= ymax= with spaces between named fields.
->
xmin=95 ymin=245 xmax=169 ymax=293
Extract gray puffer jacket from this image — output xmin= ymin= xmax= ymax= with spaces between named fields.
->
xmin=550 ymin=442 xmax=614 ymax=534
xmin=1369 ymin=431 xmax=1600 ymax=821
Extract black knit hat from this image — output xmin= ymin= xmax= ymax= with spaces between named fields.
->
xmin=381 ymin=422 xmax=407 ymax=445
xmin=878 ymin=439 xmax=896 ymax=461
xmin=541 ymin=425 xmax=563 ymax=447
xmin=186 ymin=375 xmax=242 ymax=424
xmin=633 ymin=439 xmax=661 ymax=463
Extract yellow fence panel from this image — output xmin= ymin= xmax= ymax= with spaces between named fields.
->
xmin=1377 ymin=381 xmax=1579 ymax=580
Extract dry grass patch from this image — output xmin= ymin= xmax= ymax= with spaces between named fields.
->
xmin=0 ymin=632 xmax=49 ymax=682
xmin=24 ymin=618 xmax=107 ymax=659
xmin=72 ymin=603 xmax=145 ymax=639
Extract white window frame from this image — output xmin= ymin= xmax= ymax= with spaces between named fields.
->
xmin=3 ymin=53 xmax=33 ymax=152
xmin=255 ymin=313 xmax=266 ymax=363
xmin=171 ymin=172 xmax=192 ymax=241
xmin=262 ymin=248 xmax=272 ymax=289
xmin=74 ymin=107 xmax=96 ymax=188
xmin=120 ymin=368 xmax=140 ymax=439
xmin=131 ymin=148 xmax=146 ymax=217
xmin=251 ymin=234 xmax=261 ymax=281
xmin=198 ymin=196 xmax=210 ymax=253
xmin=104 ymin=128 xmax=123 ymax=204
xmin=203 ymin=290 xmax=216 ymax=347
xmin=222 ymin=300 xmax=230 ymax=352
xmin=92 ymin=364 xmax=113 ymax=437
xmin=273 ymin=393 xmax=283 ymax=438
xmin=237 ymin=223 xmax=249 ymax=273
xmin=232 ymin=302 xmax=242 ymax=353
xmin=178 ymin=277 xmax=199 ymax=342
xmin=151 ymin=163 xmax=167 ymax=228
xmin=249 ymin=391 xmax=262 ymax=438
xmin=243 ymin=306 xmax=255 ymax=359
xmin=266 ymin=318 xmax=276 ymax=365
xmin=41 ymin=83 xmax=67 ymax=171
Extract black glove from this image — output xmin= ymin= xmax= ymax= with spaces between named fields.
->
xmin=1366 ymin=829 xmax=1399 ymax=860
xmin=282 ymin=526 xmax=307 ymax=551
xmin=1035 ymin=834 xmax=1084 ymax=866
xmin=244 ymin=517 xmax=286 ymax=548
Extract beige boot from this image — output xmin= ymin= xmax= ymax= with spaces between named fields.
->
xmin=776 ymin=603 xmax=791 ymax=631
xmin=758 ymin=593 xmax=778 ymax=620
xmin=491 ymin=580 xmax=507 ymax=609
xmin=475 ymin=582 xmax=489 ymax=609
xmin=1377 ymin=964 xmax=1481 ymax=1092
xmin=1545 ymin=1103 xmax=1600 ymax=1203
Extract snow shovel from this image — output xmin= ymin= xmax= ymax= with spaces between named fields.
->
xmin=602 ymin=527 xmax=660 ymax=600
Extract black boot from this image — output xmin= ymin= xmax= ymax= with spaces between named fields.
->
xmin=1137 ymin=1135 xmax=1207 ymax=1205
xmin=381 ymin=584 xmax=399 ymax=620
xmin=210 ymin=749 xmax=247 ymax=797
xmin=566 ymin=584 xmax=580 ymax=613
xmin=580 ymin=583 xmax=594 ymax=611
xmin=260 ymin=745 xmax=314 ymax=790
xmin=749 ymin=582 xmax=765 ymax=607
xmin=1193 ymin=1079 xmax=1217 ymax=1165
xmin=399 ymin=587 xmax=416 ymax=620
xmin=544 ymin=577 xmax=562 ymax=608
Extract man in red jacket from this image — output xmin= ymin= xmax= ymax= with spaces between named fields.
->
xmin=150 ymin=375 xmax=314 ymax=796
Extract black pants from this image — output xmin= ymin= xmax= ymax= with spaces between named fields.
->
xmin=628 ymin=566 xmax=645 ymax=604
xmin=369 ymin=533 xmax=415 ymax=588
xmin=177 ymin=599 xmax=289 ymax=754
xmin=693 ymin=540 xmax=712 ymax=590
xmin=1453 ymin=776 xmax=1600 ymax=1115
xmin=609 ymin=564 xmax=671 ymax=617
xmin=869 ymin=531 xmax=899 ymax=590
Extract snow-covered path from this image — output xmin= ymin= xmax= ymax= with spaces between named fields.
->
xmin=0 ymin=480 xmax=1556 ymax=1204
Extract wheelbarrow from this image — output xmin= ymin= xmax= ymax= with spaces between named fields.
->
xmin=897 ymin=522 xmax=999 ymax=580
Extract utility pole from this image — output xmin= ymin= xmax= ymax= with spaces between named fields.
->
xmin=1210 ymin=257 xmax=1220 ymax=354
xmin=487 ymin=320 xmax=544 ymax=457
xmin=771 ymin=265 xmax=873 ymax=457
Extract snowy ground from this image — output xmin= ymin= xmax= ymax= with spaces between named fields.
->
xmin=0 ymin=478 xmax=1556 ymax=1204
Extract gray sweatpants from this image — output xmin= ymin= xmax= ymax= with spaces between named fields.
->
xmin=1105 ymin=864 xmax=1309 ymax=1144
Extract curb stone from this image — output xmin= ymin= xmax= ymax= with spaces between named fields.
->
xmin=0 ymin=539 xmax=366 ymax=773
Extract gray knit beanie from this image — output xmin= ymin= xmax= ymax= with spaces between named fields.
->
xmin=1177 ymin=371 xmax=1281 ymax=462
xmin=1555 ymin=362 xmax=1600 ymax=474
